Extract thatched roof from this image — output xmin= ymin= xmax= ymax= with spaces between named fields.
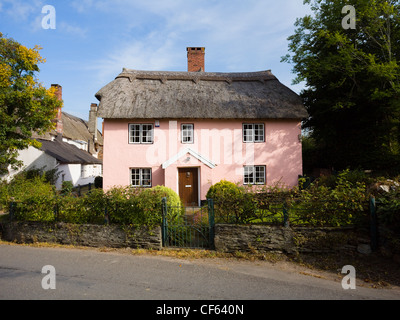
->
xmin=61 ymin=112 xmax=103 ymax=147
xmin=95 ymin=69 xmax=307 ymax=120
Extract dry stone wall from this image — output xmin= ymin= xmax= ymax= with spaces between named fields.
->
xmin=214 ymin=224 xmax=364 ymax=255
xmin=0 ymin=221 xmax=373 ymax=256
xmin=1 ymin=221 xmax=162 ymax=250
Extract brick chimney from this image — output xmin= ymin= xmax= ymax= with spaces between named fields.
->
xmin=51 ymin=84 xmax=63 ymax=134
xmin=187 ymin=47 xmax=205 ymax=72
xmin=88 ymin=103 xmax=98 ymax=142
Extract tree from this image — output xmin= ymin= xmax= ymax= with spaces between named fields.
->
xmin=282 ymin=0 xmax=400 ymax=172
xmin=0 ymin=33 xmax=62 ymax=175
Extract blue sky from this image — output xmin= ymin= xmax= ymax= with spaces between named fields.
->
xmin=0 ymin=0 xmax=312 ymax=121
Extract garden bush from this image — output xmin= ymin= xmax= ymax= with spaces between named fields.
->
xmin=206 ymin=170 xmax=371 ymax=226
xmin=376 ymin=185 xmax=400 ymax=233
xmin=294 ymin=170 xmax=369 ymax=226
xmin=206 ymin=180 xmax=256 ymax=223
xmin=104 ymin=185 xmax=182 ymax=227
xmin=5 ymin=175 xmax=57 ymax=222
xmin=2 ymin=169 xmax=183 ymax=228
xmin=56 ymin=188 xmax=106 ymax=224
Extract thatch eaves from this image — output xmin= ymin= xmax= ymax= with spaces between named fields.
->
xmin=95 ymin=69 xmax=308 ymax=120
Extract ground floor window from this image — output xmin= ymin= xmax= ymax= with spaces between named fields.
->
xmin=243 ymin=165 xmax=266 ymax=185
xmin=131 ymin=168 xmax=152 ymax=187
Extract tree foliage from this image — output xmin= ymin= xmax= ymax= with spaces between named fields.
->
xmin=282 ymin=0 xmax=400 ymax=171
xmin=0 ymin=33 xmax=62 ymax=175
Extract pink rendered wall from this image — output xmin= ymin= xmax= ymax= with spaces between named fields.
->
xmin=102 ymin=119 xmax=303 ymax=198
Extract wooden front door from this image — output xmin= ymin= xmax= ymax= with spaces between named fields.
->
xmin=178 ymin=168 xmax=199 ymax=206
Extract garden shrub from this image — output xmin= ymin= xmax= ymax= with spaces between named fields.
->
xmin=376 ymin=185 xmax=400 ymax=233
xmin=61 ymin=181 xmax=74 ymax=196
xmin=55 ymin=189 xmax=106 ymax=224
xmin=104 ymin=185 xmax=183 ymax=228
xmin=81 ymin=188 xmax=107 ymax=224
xmin=206 ymin=171 xmax=371 ymax=226
xmin=104 ymin=186 xmax=142 ymax=225
xmin=6 ymin=175 xmax=57 ymax=222
xmin=1 ymin=170 xmax=184 ymax=228
xmin=294 ymin=170 xmax=369 ymax=226
xmin=56 ymin=194 xmax=86 ymax=224
xmin=206 ymin=180 xmax=256 ymax=223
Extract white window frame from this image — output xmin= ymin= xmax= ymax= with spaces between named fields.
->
xmin=243 ymin=123 xmax=265 ymax=143
xmin=243 ymin=165 xmax=266 ymax=185
xmin=181 ymin=124 xmax=194 ymax=144
xmin=129 ymin=124 xmax=154 ymax=144
xmin=131 ymin=168 xmax=152 ymax=187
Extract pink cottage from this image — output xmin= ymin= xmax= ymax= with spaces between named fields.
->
xmin=95 ymin=48 xmax=307 ymax=206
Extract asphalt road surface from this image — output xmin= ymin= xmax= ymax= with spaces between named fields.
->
xmin=1 ymin=244 xmax=400 ymax=301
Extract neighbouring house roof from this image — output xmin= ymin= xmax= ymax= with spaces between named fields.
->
xmin=61 ymin=112 xmax=103 ymax=146
xmin=32 ymin=111 xmax=103 ymax=158
xmin=37 ymin=135 xmax=102 ymax=165
xmin=95 ymin=69 xmax=308 ymax=120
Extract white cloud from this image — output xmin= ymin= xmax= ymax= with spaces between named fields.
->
xmin=0 ymin=0 xmax=44 ymax=21
xmin=85 ymin=0 xmax=312 ymax=84
xmin=90 ymin=31 xmax=181 ymax=85
xmin=70 ymin=0 xmax=94 ymax=14
xmin=58 ymin=22 xmax=88 ymax=37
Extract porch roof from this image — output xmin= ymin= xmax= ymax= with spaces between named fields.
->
xmin=161 ymin=147 xmax=216 ymax=169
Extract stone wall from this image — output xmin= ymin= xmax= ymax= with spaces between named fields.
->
xmin=214 ymin=224 xmax=365 ymax=255
xmin=0 ymin=221 xmax=373 ymax=255
xmin=1 ymin=221 xmax=162 ymax=250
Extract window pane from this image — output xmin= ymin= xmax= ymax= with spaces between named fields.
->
xmin=141 ymin=168 xmax=152 ymax=187
xmin=255 ymin=166 xmax=265 ymax=184
xmin=131 ymin=169 xmax=140 ymax=186
xmin=141 ymin=124 xmax=153 ymax=143
xmin=254 ymin=124 xmax=264 ymax=142
xmin=130 ymin=124 xmax=140 ymax=143
xmin=182 ymin=124 xmax=193 ymax=143
xmin=244 ymin=166 xmax=254 ymax=184
xmin=243 ymin=124 xmax=254 ymax=142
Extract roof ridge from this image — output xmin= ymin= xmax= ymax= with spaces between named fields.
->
xmin=117 ymin=69 xmax=277 ymax=83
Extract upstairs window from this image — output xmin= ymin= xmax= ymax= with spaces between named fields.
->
xmin=131 ymin=168 xmax=152 ymax=187
xmin=181 ymin=124 xmax=194 ymax=144
xmin=243 ymin=123 xmax=265 ymax=143
xmin=129 ymin=124 xmax=154 ymax=144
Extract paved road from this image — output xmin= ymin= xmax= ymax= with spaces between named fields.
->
xmin=1 ymin=244 xmax=399 ymax=301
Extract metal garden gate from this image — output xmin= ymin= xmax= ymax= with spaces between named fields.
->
xmin=161 ymin=198 xmax=215 ymax=249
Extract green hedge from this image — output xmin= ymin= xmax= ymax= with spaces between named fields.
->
xmin=1 ymin=176 xmax=182 ymax=228
xmin=206 ymin=180 xmax=256 ymax=224
xmin=206 ymin=170 xmax=370 ymax=227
